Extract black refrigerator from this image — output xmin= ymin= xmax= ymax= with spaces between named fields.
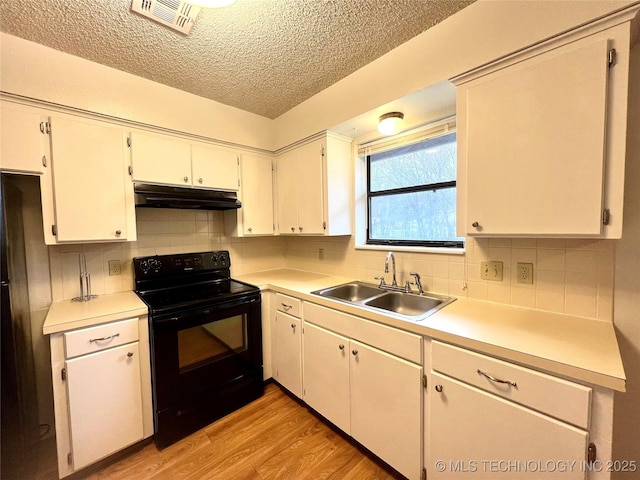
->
xmin=1 ymin=173 xmax=39 ymax=479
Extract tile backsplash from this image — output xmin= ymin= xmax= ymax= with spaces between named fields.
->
xmin=49 ymin=209 xmax=285 ymax=301
xmin=49 ymin=210 xmax=615 ymax=321
xmin=281 ymin=235 xmax=615 ymax=322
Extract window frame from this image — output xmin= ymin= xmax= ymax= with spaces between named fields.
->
xmin=364 ymin=131 xmax=463 ymax=249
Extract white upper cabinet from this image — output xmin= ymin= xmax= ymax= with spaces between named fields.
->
xmin=48 ymin=115 xmax=135 ymax=243
xmin=276 ymin=132 xmax=352 ymax=236
xmin=236 ymin=152 xmax=274 ymax=235
xmin=191 ymin=143 xmax=239 ymax=191
xmin=0 ymin=102 xmax=49 ymax=174
xmin=129 ymin=131 xmax=240 ymax=191
xmin=454 ymin=19 xmax=634 ymax=238
xmin=129 ymin=131 xmax=192 ymax=186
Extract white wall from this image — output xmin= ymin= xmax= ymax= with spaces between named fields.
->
xmin=273 ymin=0 xmax=638 ymax=149
xmin=0 ymin=34 xmax=275 ymax=151
xmin=612 ymin=43 xmax=640 ymax=474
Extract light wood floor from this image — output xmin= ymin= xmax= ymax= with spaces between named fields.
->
xmin=79 ymin=382 xmax=406 ymax=480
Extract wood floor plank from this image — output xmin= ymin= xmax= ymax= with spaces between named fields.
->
xmin=81 ymin=383 xmax=405 ymax=480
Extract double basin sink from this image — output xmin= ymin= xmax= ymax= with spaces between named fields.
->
xmin=311 ymin=281 xmax=455 ymax=322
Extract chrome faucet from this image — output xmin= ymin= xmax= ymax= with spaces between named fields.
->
xmin=410 ymin=272 xmax=424 ymax=294
xmin=384 ymin=252 xmax=397 ymax=287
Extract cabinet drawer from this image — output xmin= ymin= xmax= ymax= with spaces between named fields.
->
xmin=64 ymin=318 xmax=139 ymax=359
xmin=432 ymin=341 xmax=591 ymax=429
xmin=304 ymin=302 xmax=421 ymax=364
xmin=275 ymin=293 xmax=302 ymax=317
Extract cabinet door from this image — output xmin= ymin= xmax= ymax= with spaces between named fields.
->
xmin=191 ymin=143 xmax=238 ymax=191
xmin=50 ymin=116 xmax=131 ymax=242
xmin=0 ymin=103 xmax=48 ymax=174
xmin=429 ymin=373 xmax=588 ymax=479
xmin=240 ymin=153 xmax=274 ymax=235
xmin=302 ymin=322 xmax=350 ymax=433
xmin=276 ymin=150 xmax=299 ymax=234
xmin=463 ymin=39 xmax=610 ymax=236
xmin=130 ymin=131 xmax=191 ymax=186
xmin=296 ymin=140 xmax=325 ymax=234
xmin=273 ymin=312 xmax=302 ymax=397
xmin=65 ymin=342 xmax=144 ymax=470
xmin=350 ymin=340 xmax=422 ymax=480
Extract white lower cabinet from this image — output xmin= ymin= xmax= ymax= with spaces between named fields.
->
xmin=65 ymin=342 xmax=143 ymax=470
xmin=428 ymin=341 xmax=592 ymax=480
xmin=302 ymin=322 xmax=350 ymax=432
xmin=272 ymin=294 xmax=303 ymax=397
xmin=303 ymin=302 xmax=423 ymax=480
xmin=49 ymin=316 xmax=153 ymax=478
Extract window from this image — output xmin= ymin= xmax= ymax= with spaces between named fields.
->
xmin=366 ymin=131 xmax=464 ymax=248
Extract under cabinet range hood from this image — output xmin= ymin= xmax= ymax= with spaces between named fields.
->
xmin=134 ymin=183 xmax=241 ymax=210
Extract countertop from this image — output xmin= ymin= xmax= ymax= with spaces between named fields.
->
xmin=43 ymin=291 xmax=148 ymax=335
xmin=236 ymin=268 xmax=626 ymax=392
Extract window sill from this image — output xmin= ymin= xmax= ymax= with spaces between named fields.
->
xmin=355 ymin=243 xmax=465 ymax=255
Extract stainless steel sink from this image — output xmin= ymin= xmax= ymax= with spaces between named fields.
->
xmin=313 ymin=282 xmax=384 ymax=302
xmin=363 ymin=291 xmax=444 ymax=317
xmin=311 ymin=281 xmax=455 ymax=321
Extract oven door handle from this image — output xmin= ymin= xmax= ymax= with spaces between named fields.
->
xmin=152 ymin=294 xmax=259 ymax=325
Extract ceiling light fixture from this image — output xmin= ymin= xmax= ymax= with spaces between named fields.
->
xmin=188 ymin=0 xmax=236 ymax=7
xmin=378 ymin=112 xmax=404 ymax=136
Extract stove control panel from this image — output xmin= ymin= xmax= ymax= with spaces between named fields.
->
xmin=133 ymin=251 xmax=231 ymax=278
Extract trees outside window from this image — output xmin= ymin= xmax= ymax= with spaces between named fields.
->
xmin=367 ymin=132 xmax=464 ymax=248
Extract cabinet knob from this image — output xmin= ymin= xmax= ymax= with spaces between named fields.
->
xmin=291 ymin=227 xmax=295 ymax=232
xmin=184 ymin=176 xmax=189 ymax=182
xmin=115 ymin=230 xmax=122 ymax=236
xmin=352 ymin=349 xmax=358 ymax=356
xmin=299 ymin=226 xmax=303 ymax=232
xmin=290 ymin=323 xmax=296 ymax=329
xmin=127 ymin=352 xmax=134 ymax=358
xmin=247 ymin=227 xmax=253 ymax=232
xmin=198 ymin=177 xmax=203 ymax=184
xmin=472 ymin=221 xmax=480 ymax=228
xmin=435 ymin=384 xmax=443 ymax=393
xmin=338 ymin=344 xmax=345 ymax=350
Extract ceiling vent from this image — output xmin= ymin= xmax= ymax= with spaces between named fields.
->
xmin=131 ymin=0 xmax=201 ymax=34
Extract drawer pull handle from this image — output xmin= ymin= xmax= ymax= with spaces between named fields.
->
xmin=281 ymin=303 xmax=292 ymax=311
xmin=89 ymin=333 xmax=120 ymax=343
xmin=477 ymin=369 xmax=517 ymax=388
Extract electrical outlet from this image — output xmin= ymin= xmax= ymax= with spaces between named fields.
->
xmin=517 ymin=262 xmax=534 ymax=284
xmin=108 ymin=259 xmax=121 ymax=276
xmin=480 ymin=261 xmax=503 ymax=281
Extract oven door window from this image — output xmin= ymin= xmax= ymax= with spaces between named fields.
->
xmin=178 ymin=314 xmax=247 ymax=372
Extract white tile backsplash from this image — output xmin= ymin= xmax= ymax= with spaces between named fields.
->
xmin=49 ymin=210 xmax=616 ymax=321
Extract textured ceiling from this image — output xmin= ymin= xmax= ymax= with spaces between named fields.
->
xmin=0 ymin=0 xmax=474 ymax=119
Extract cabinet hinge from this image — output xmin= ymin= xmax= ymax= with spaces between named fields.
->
xmin=587 ymin=443 xmax=597 ymax=464
xmin=127 ymin=136 xmax=131 ymax=148
xmin=422 ymin=374 xmax=428 ymax=389
xmin=52 ymin=225 xmax=58 ymax=236
xmin=42 ymin=155 xmax=47 ymax=168
xmin=61 ymin=368 xmax=66 ymax=381
xmin=608 ymin=48 xmax=617 ymax=67
xmin=238 ymin=179 xmax=241 ymax=187
xmin=128 ymin=165 xmax=133 ymax=175
xmin=322 ymin=221 xmax=327 ymax=230
xmin=421 ymin=467 xmax=427 ymax=480
xmin=67 ymin=452 xmax=73 ymax=466
xmin=45 ymin=122 xmax=51 ymax=134
xmin=602 ymin=208 xmax=611 ymax=225
xmin=39 ymin=122 xmax=46 ymax=134
xmin=237 ymin=156 xmax=240 ymax=165
xmin=321 ymin=146 xmax=325 ymax=157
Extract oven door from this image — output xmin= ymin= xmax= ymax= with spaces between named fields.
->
xmin=150 ymin=292 xmax=262 ymax=414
